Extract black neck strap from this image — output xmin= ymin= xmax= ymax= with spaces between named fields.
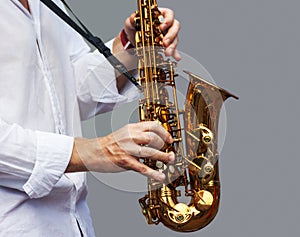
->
xmin=40 ymin=0 xmax=140 ymax=89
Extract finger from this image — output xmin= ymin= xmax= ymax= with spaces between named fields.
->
xmin=165 ymin=37 xmax=179 ymax=57
xmin=130 ymin=12 xmax=136 ymax=26
xmin=159 ymin=8 xmax=175 ymax=32
xmin=173 ymin=49 xmax=182 ymax=61
xmin=165 ymin=45 xmax=182 ymax=61
xmin=119 ymin=156 xmax=166 ymax=181
xmin=163 ymin=19 xmax=181 ymax=47
xmin=124 ymin=12 xmax=136 ymax=31
xmin=133 ymin=131 xmax=165 ymax=150
xmin=139 ymin=121 xmax=173 ymax=143
xmin=124 ymin=13 xmax=137 ymax=44
xmin=138 ymin=146 xmax=175 ymax=163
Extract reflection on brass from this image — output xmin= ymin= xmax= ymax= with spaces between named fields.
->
xmin=135 ymin=0 xmax=238 ymax=232
xmin=194 ymin=190 xmax=214 ymax=211
xmin=168 ymin=203 xmax=193 ymax=224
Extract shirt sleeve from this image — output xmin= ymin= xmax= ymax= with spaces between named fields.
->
xmin=0 ymin=118 xmax=74 ymax=199
xmin=70 ymin=38 xmax=139 ymax=120
xmin=54 ymin=0 xmax=139 ymax=120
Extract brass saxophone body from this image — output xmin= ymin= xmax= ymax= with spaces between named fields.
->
xmin=135 ymin=0 xmax=238 ymax=232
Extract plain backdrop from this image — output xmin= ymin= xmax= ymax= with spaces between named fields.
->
xmin=68 ymin=0 xmax=300 ymax=236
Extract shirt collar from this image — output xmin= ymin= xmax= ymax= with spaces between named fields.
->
xmin=10 ymin=0 xmax=40 ymax=21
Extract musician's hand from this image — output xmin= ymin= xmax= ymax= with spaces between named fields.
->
xmin=123 ymin=8 xmax=181 ymax=61
xmin=67 ymin=122 xmax=174 ymax=181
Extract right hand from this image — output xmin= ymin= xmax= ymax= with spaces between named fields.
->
xmin=67 ymin=121 xmax=174 ymax=181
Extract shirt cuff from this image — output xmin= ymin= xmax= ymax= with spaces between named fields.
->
xmin=23 ymin=131 xmax=74 ymax=199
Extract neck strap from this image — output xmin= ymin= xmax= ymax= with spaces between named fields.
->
xmin=40 ymin=0 xmax=140 ymax=89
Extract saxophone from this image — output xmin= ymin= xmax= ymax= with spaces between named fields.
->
xmin=134 ymin=0 xmax=238 ymax=232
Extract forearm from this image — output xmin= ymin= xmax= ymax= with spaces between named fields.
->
xmin=66 ymin=136 xmax=124 ymax=174
xmin=112 ymin=32 xmax=138 ymax=92
xmin=66 ymin=138 xmax=87 ymax=173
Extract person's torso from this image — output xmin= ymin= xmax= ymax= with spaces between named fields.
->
xmin=0 ymin=1 xmax=94 ymax=236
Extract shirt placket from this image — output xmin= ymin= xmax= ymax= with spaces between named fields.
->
xmin=31 ymin=2 xmax=66 ymax=135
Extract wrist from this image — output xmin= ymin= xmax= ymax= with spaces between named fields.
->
xmin=66 ymin=138 xmax=88 ymax=173
xmin=120 ymin=29 xmax=135 ymax=51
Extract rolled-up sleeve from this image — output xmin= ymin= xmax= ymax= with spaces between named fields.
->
xmin=23 ymin=131 xmax=73 ymax=199
xmin=0 ymin=118 xmax=73 ymax=199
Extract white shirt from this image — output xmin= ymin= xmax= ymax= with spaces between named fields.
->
xmin=0 ymin=0 xmax=137 ymax=236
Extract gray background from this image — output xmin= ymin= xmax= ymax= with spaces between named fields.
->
xmin=70 ymin=0 xmax=300 ymax=236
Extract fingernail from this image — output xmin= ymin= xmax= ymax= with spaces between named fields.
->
xmin=168 ymin=136 xmax=173 ymax=143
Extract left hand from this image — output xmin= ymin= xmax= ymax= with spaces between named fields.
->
xmin=123 ymin=8 xmax=181 ymax=61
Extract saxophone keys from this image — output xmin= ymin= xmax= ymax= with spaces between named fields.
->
xmin=203 ymin=163 xmax=214 ymax=174
xmin=194 ymin=190 xmax=214 ymax=212
xmin=167 ymin=203 xmax=193 ymax=224
xmin=168 ymin=165 xmax=175 ymax=174
xmin=155 ymin=161 xmax=173 ymax=171
xmin=158 ymin=15 xmax=164 ymax=23
xmin=197 ymin=124 xmax=214 ymax=146
xmin=197 ymin=162 xmax=214 ymax=183
xmin=156 ymin=161 xmax=165 ymax=169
